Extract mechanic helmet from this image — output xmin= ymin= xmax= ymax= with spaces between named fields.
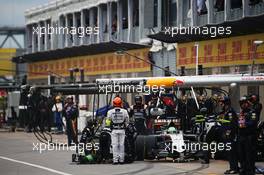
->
xmin=249 ymin=94 xmax=259 ymax=103
xmin=134 ymin=95 xmax=143 ymax=105
xmin=239 ymin=96 xmax=249 ymax=108
xmin=220 ymin=96 xmax=231 ymax=106
xmin=167 ymin=127 xmax=177 ymax=134
xmin=113 ymin=97 xmax=122 ymax=107
xmin=151 ymin=92 xmax=159 ymax=100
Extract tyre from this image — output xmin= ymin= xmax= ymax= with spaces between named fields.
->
xmin=135 ymin=135 xmax=145 ymax=161
xmin=144 ymin=135 xmax=158 ymax=159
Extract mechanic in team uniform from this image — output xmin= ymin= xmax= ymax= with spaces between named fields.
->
xmin=18 ymin=85 xmax=29 ymax=129
xmin=249 ymin=94 xmax=262 ymax=122
xmin=130 ymin=95 xmax=147 ymax=135
xmin=147 ymin=93 xmax=159 ymax=133
xmin=217 ymin=97 xmax=239 ymax=174
xmin=27 ymin=87 xmax=41 ymax=132
xmin=237 ymin=96 xmax=258 ymax=175
xmin=38 ymin=95 xmax=49 ymax=132
xmin=63 ymin=96 xmax=78 ymax=145
xmin=107 ymin=97 xmax=129 ymax=164
xmin=177 ymin=95 xmax=188 ymax=132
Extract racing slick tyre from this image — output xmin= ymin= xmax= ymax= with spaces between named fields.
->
xmin=144 ymin=135 xmax=157 ymax=160
xmin=135 ymin=135 xmax=145 ymax=161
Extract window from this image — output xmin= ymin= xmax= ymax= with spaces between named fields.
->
xmin=85 ymin=10 xmax=89 ymax=26
xmin=101 ymin=5 xmax=107 ymax=33
xmin=162 ymin=0 xmax=177 ymax=27
xmin=231 ymin=0 xmax=242 ymax=9
xmin=197 ymin=0 xmax=208 ymax=15
xmin=84 ymin=10 xmax=90 ymax=36
xmin=133 ymin=0 xmax=139 ymax=26
xmin=111 ymin=3 xmax=117 ymax=34
xmin=161 ymin=0 xmax=169 ymax=27
xmin=154 ymin=0 xmax=158 ymax=27
xmin=122 ymin=0 xmax=128 ymax=29
xmin=169 ymin=1 xmax=177 ymax=26
xmin=214 ymin=0 xmax=225 ymax=11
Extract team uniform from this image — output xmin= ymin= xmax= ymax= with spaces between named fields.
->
xmin=107 ymin=102 xmax=129 ymax=164
xmin=238 ymin=97 xmax=258 ymax=175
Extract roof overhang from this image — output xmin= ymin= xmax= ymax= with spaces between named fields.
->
xmin=13 ymin=41 xmax=150 ymax=63
xmin=148 ymin=14 xmax=264 ymax=43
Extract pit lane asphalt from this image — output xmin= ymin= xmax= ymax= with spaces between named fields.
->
xmin=0 ymin=132 xmax=262 ymax=175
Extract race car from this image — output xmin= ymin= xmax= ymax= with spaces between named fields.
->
xmin=134 ymin=120 xmax=200 ymax=162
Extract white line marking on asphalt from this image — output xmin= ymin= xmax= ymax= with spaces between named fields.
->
xmin=0 ymin=156 xmax=73 ymax=175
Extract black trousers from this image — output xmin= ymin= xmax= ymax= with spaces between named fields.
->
xmin=238 ymin=135 xmax=256 ymax=175
xmin=228 ymin=140 xmax=239 ymax=171
xmin=65 ymin=118 xmax=75 ymax=145
xmin=26 ymin=108 xmax=35 ymax=131
xmin=135 ymin=118 xmax=146 ymax=135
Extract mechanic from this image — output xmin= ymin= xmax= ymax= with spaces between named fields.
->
xmin=186 ymin=96 xmax=199 ymax=131
xmin=99 ymin=118 xmax=112 ymax=162
xmin=147 ymin=93 xmax=159 ymax=133
xmin=237 ymin=96 xmax=258 ymax=175
xmin=198 ymin=94 xmax=206 ymax=109
xmin=210 ymin=94 xmax=221 ymax=116
xmin=217 ymin=96 xmax=239 ymax=174
xmin=204 ymin=95 xmax=215 ymax=116
xmin=107 ymin=97 xmax=129 ymax=165
xmin=249 ymin=94 xmax=262 ymax=122
xmin=63 ymin=96 xmax=78 ymax=145
xmin=177 ymin=95 xmax=188 ymax=132
xmin=52 ymin=96 xmax=64 ymax=133
xmin=18 ymin=86 xmax=29 ymax=129
xmin=130 ymin=95 xmax=147 ymax=135
xmin=27 ymin=87 xmax=41 ymax=132
xmin=160 ymin=95 xmax=177 ymax=118
xmin=38 ymin=95 xmax=49 ymax=132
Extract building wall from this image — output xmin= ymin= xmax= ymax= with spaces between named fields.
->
xmin=152 ymin=48 xmax=177 ymax=77
xmin=176 ymin=33 xmax=264 ymax=70
xmin=27 ymin=48 xmax=150 ymax=80
xmin=25 ymin=0 xmax=264 ymax=53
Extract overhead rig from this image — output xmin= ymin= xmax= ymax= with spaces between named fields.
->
xmin=2 ymin=73 xmax=263 ymax=94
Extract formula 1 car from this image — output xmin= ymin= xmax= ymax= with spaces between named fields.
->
xmin=134 ymin=118 xmax=201 ymax=162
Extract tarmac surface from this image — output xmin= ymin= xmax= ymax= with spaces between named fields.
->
xmin=0 ymin=131 xmax=263 ymax=175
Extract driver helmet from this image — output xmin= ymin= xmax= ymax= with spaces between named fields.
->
xmin=167 ymin=127 xmax=177 ymax=134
